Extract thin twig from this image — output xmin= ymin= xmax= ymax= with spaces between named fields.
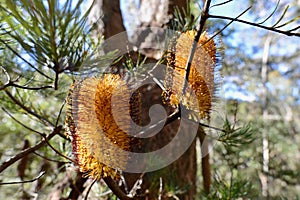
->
xmin=55 ymin=100 xmax=66 ymax=127
xmin=0 ymin=171 xmax=45 ymax=185
xmin=41 ymin=134 xmax=76 ymax=163
xmin=4 ymin=89 xmax=54 ymax=127
xmin=55 ymin=100 xmax=70 ymax=141
xmin=33 ymin=151 xmax=71 ymax=163
xmin=0 ymin=38 xmax=52 ymax=80
xmin=99 ymin=190 xmax=112 ymax=197
xmin=204 ymin=6 xmax=252 ymax=46
xmin=8 ymin=82 xmax=53 ymax=90
xmin=199 ymin=120 xmax=226 ymax=133
xmin=54 ymin=71 xmax=59 ymax=90
xmin=158 ymin=177 xmax=163 ymax=200
xmin=181 ymin=0 xmax=212 ymax=95
xmin=0 ymin=66 xmax=53 ymax=90
xmin=208 ymin=14 xmax=300 ymax=37
xmin=288 ymin=25 xmax=300 ymax=32
xmin=136 ymin=106 xmax=226 ymax=139
xmin=257 ymin=0 xmax=281 ymax=25
xmin=211 ymin=0 xmax=233 ymax=8
xmin=0 ymin=126 xmax=62 ymax=173
xmin=84 ymin=179 xmax=97 ymax=200
xmin=1 ymin=107 xmax=43 ymax=135
xmin=0 ymin=66 xmax=11 ymax=90
xmin=134 ymin=109 xmax=180 ymax=137
xmin=103 ymin=177 xmax=133 ymax=200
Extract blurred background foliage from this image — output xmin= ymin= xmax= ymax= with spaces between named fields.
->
xmin=0 ymin=0 xmax=299 ymax=199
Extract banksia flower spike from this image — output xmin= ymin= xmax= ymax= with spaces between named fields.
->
xmin=66 ymin=74 xmax=131 ymax=180
xmin=164 ymin=30 xmax=216 ymax=119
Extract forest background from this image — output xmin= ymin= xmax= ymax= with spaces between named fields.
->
xmin=0 ymin=0 xmax=299 ymax=199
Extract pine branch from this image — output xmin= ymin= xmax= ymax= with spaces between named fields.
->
xmin=0 ymin=37 xmax=53 ymax=80
xmin=203 ymin=6 xmax=252 ymax=46
xmin=0 ymin=66 xmax=53 ymax=90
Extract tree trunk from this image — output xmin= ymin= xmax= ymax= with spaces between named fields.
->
xmin=130 ymin=1 xmax=197 ymax=199
xmin=89 ymin=0 xmax=127 ymax=38
xmin=260 ymin=35 xmax=272 ymax=200
xmin=130 ymin=0 xmax=188 ymax=59
xmin=90 ymin=0 xmax=197 ymax=199
xmin=127 ymin=84 xmax=197 ymax=199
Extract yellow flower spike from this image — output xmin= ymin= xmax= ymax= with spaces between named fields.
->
xmin=164 ymin=30 xmax=216 ymax=119
xmin=66 ymin=74 xmax=131 ymax=180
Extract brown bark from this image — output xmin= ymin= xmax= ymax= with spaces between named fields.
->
xmin=127 ymin=2 xmax=197 ymax=198
xmin=17 ymin=139 xmax=30 ymax=180
xmin=89 ymin=0 xmax=127 ymax=39
xmin=198 ymin=126 xmax=211 ymax=194
xmin=130 ymin=0 xmax=190 ymax=59
xmin=102 ymin=0 xmax=127 ymax=39
xmin=89 ymin=0 xmax=198 ymax=199
xmin=136 ymin=0 xmax=189 ymax=27
xmin=125 ymin=84 xmax=197 ymax=200
xmin=67 ymin=172 xmax=88 ymax=199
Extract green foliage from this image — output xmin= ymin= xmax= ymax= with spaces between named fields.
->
xmin=0 ymin=0 xmax=299 ymax=199
xmin=0 ymin=0 xmax=95 ymax=198
xmin=170 ymin=0 xmax=200 ymax=31
xmin=206 ymin=172 xmax=257 ymax=199
xmin=219 ymin=119 xmax=256 ymax=149
xmin=0 ymin=0 xmax=92 ymax=74
xmin=122 ymin=53 xmax=147 ymax=72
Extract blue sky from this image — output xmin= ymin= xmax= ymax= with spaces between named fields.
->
xmin=119 ymin=0 xmax=299 ymax=102
xmin=119 ymin=0 xmax=259 ymax=101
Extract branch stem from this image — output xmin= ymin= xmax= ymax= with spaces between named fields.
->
xmin=208 ymin=14 xmax=300 ymax=37
xmin=0 ymin=126 xmax=62 ymax=173
xmin=0 ymin=171 xmax=45 ymax=185
xmin=181 ymin=0 xmax=212 ymax=95
xmin=103 ymin=177 xmax=133 ymax=200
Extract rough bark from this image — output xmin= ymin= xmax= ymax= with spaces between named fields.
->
xmin=89 ymin=0 xmax=198 ymax=199
xmin=102 ymin=0 xmax=127 ymax=38
xmin=198 ymin=126 xmax=211 ymax=194
xmin=130 ymin=1 xmax=197 ymax=197
xmin=130 ymin=0 xmax=189 ymax=59
xmin=125 ymin=84 xmax=197 ymax=200
xmin=89 ymin=0 xmax=127 ymax=38
xmin=136 ymin=0 xmax=188 ymax=27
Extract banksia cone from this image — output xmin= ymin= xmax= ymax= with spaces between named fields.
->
xmin=65 ymin=74 xmax=131 ymax=180
xmin=163 ymin=30 xmax=216 ymax=119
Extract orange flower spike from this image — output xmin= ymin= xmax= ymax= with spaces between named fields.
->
xmin=66 ymin=74 xmax=131 ymax=180
xmin=165 ymin=30 xmax=216 ymax=119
